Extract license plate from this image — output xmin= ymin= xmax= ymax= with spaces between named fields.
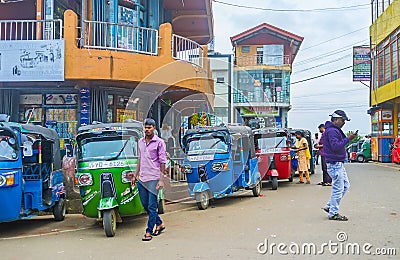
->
xmin=88 ymin=160 xmax=127 ymax=169
xmin=261 ymin=148 xmax=281 ymax=154
xmin=187 ymin=154 xmax=214 ymax=162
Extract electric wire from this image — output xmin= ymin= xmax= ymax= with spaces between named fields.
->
xmin=212 ymin=0 xmax=370 ymax=12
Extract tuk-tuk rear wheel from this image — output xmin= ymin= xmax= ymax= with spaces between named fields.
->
xmin=252 ymin=181 xmax=261 ymax=197
xmin=357 ymin=155 xmax=365 ymax=163
xmin=53 ymin=198 xmax=66 ymax=221
xmin=289 ymin=170 xmax=294 ymax=182
xmin=103 ymin=209 xmax=117 ymax=237
xmin=271 ymin=176 xmax=278 ymax=190
xmin=195 ymin=191 xmax=210 ymax=210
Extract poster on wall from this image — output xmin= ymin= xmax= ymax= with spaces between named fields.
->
xmin=381 ymin=110 xmax=393 ymax=121
xmin=353 ymin=46 xmax=371 ymax=82
xmin=0 ymin=40 xmax=64 ymax=81
xmin=45 ymin=94 xmax=78 ymax=105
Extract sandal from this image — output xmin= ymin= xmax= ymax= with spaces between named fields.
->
xmin=317 ymin=182 xmax=324 ymax=185
xmin=152 ymin=226 xmax=165 ymax=236
xmin=329 ymin=214 xmax=348 ymax=221
xmin=142 ymin=233 xmax=152 ymax=241
xmin=296 ymin=181 xmax=304 ymax=184
xmin=325 ymin=183 xmax=332 ymax=186
xmin=322 ymin=207 xmax=329 ymax=214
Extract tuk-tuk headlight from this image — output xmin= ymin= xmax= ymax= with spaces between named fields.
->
xmin=121 ymin=170 xmax=135 ymax=183
xmin=78 ymin=173 xmax=93 ymax=186
xmin=182 ymin=165 xmax=192 ymax=174
xmin=0 ymin=175 xmax=6 ymax=187
xmin=212 ymin=163 xmax=222 ymax=172
xmin=280 ymin=154 xmax=289 ymax=161
xmin=0 ymin=172 xmax=16 ymax=187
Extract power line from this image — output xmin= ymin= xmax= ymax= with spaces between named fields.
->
xmin=300 ymin=26 xmax=369 ymax=52
xmin=295 ymin=53 xmax=352 ymax=74
xmin=291 ymin=66 xmax=353 ymax=85
xmin=212 ymin=0 xmax=370 ymax=12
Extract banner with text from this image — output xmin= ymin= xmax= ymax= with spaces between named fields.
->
xmin=0 ymin=40 xmax=64 ymax=82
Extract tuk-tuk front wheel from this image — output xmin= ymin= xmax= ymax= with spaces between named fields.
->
xmin=195 ymin=191 xmax=210 ymax=210
xmin=271 ymin=176 xmax=278 ymax=190
xmin=252 ymin=181 xmax=261 ymax=197
xmin=53 ymin=197 xmax=66 ymax=221
xmin=103 ymin=209 xmax=117 ymax=237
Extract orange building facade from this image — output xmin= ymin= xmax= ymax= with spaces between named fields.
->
xmin=0 ymin=0 xmax=214 ymax=150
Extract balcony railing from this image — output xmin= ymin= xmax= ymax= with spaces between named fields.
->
xmin=82 ymin=20 xmax=159 ymax=55
xmin=235 ymin=54 xmax=291 ymax=67
xmin=172 ymin=34 xmax=204 ymax=69
xmin=0 ymin=19 xmax=63 ymax=41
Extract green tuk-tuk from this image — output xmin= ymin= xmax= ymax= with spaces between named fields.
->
xmin=75 ymin=122 xmax=165 ymax=237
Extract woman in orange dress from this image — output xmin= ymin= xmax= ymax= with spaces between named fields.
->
xmin=294 ymin=131 xmax=311 ymax=184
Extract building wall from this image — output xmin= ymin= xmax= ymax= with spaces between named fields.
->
xmin=209 ymin=54 xmax=233 ymax=123
xmin=370 ymin=0 xmax=400 ymax=45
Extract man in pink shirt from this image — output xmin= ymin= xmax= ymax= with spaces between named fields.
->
xmin=132 ymin=118 xmax=166 ymax=241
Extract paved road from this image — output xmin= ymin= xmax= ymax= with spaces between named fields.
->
xmin=0 ymin=163 xmax=399 ymax=259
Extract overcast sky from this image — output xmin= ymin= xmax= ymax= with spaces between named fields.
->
xmin=212 ymin=0 xmax=371 ymax=135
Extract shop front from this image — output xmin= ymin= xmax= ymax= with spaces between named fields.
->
xmin=370 ymin=107 xmax=394 ymax=162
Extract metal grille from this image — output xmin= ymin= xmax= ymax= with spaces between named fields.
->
xmin=172 ymin=34 xmax=204 ymax=69
xmin=0 ymin=19 xmax=63 ymax=41
xmin=82 ymin=20 xmax=159 ymax=55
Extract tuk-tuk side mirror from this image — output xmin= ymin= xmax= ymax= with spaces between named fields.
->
xmin=22 ymin=141 xmax=33 ymax=157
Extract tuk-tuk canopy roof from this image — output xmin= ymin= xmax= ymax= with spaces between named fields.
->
xmin=0 ymin=122 xmax=61 ymax=170
xmin=0 ymin=122 xmax=59 ymax=142
xmin=253 ymin=128 xmax=288 ymax=137
xmin=77 ymin=121 xmax=143 ymax=136
xmin=184 ymin=125 xmax=253 ymax=137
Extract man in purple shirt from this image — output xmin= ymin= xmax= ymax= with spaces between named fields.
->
xmin=132 ymin=118 xmax=166 ymax=241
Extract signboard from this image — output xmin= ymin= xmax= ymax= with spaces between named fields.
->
xmin=240 ymin=106 xmax=280 ymax=117
xmin=0 ymin=40 xmax=64 ymax=82
xmin=353 ymin=46 xmax=371 ymax=81
xmin=80 ymin=88 xmax=90 ymax=126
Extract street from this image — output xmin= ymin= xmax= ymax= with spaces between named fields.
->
xmin=0 ymin=162 xmax=399 ymax=259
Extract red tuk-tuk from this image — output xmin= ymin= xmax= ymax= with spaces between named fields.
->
xmin=253 ymin=129 xmax=292 ymax=190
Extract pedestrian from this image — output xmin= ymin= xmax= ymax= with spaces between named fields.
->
xmin=131 ymin=118 xmax=166 ymax=241
xmin=322 ymin=110 xmax=357 ymax=221
xmin=312 ymin=133 xmax=320 ymax=165
xmin=292 ymin=131 xmax=311 ymax=184
xmin=315 ymin=124 xmax=332 ymax=186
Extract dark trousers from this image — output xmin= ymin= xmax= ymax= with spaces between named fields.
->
xmin=321 ymin=156 xmax=332 ymax=183
xmin=137 ymin=180 xmax=162 ymax=234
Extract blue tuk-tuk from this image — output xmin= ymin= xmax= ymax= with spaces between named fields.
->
xmin=181 ymin=125 xmax=261 ymax=210
xmin=0 ymin=121 xmax=66 ymax=222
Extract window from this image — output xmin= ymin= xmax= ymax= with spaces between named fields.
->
xmin=256 ymin=47 xmax=263 ymax=64
xmin=216 ymin=77 xmax=225 ymax=83
xmin=384 ymin=48 xmax=390 ymax=84
xmin=392 ymin=42 xmax=398 ymax=81
xmin=241 ymin=46 xmax=250 ymax=53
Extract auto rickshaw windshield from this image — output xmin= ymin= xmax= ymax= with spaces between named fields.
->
xmin=77 ymin=132 xmax=138 ymax=162
xmin=255 ymin=133 xmax=287 ymax=151
xmin=0 ymin=129 xmax=18 ymax=161
xmin=186 ymin=136 xmax=228 ymax=155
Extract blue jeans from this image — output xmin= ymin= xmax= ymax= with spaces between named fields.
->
xmin=137 ymin=180 xmax=162 ymax=234
xmin=325 ymin=162 xmax=350 ymax=217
